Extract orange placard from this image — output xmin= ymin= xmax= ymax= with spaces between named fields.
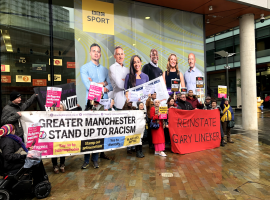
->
xmin=67 ymin=62 xmax=75 ymax=68
xmin=33 ymin=79 xmax=47 ymax=86
xmin=67 ymin=79 xmax=76 ymax=85
xmin=1 ymin=75 xmax=11 ymax=83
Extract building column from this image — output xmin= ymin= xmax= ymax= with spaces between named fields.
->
xmin=236 ymin=68 xmax=241 ymax=108
xmin=239 ymin=14 xmax=258 ymax=130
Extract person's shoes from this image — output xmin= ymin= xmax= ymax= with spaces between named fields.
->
xmin=227 ymin=139 xmax=234 ymax=143
xmin=100 ymin=152 xmax=110 ymax=160
xmin=220 ymin=140 xmax=225 ymax=147
xmin=159 ymin=151 xmax=167 ymax=157
xmin=140 ymin=151 xmax=145 ymax=157
xmin=127 ymin=150 xmax=132 ymax=154
xmin=223 ymin=140 xmax=227 ymax=144
xmin=136 ymin=151 xmax=143 ymax=158
xmin=93 ymin=161 xmax=99 ymax=168
xmin=155 ymin=151 xmax=159 ymax=155
xmin=60 ymin=164 xmax=65 ymax=173
xmin=81 ymin=162 xmax=89 ymax=169
xmin=53 ymin=165 xmax=59 ymax=174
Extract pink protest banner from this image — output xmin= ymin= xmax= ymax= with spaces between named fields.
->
xmin=159 ymin=106 xmax=167 ymax=119
xmin=218 ymin=85 xmax=227 ymax=98
xmin=26 ymin=123 xmax=41 ymax=148
xmin=88 ymin=82 xmax=103 ymax=102
xmin=45 ymin=87 xmax=62 ymax=107
xmin=32 ymin=142 xmax=54 ymax=156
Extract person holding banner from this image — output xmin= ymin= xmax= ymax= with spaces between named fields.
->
xmin=145 ymin=93 xmax=156 ymax=149
xmin=150 ymin=99 xmax=166 ymax=157
xmin=220 ymin=98 xmax=234 ymax=143
xmin=177 ymin=94 xmax=194 ymax=110
xmin=203 ymin=96 xmax=212 ymax=110
xmin=1 ymin=91 xmax=37 ymax=141
xmin=184 ymin=53 xmax=203 ymax=94
xmin=142 ymin=49 xmax=163 ymax=81
xmin=135 ymin=102 xmax=146 ymax=158
xmin=109 ymin=46 xmax=129 ymax=109
xmin=186 ymin=90 xmax=203 ymax=109
xmin=124 ymin=55 xmax=149 ymax=90
xmin=162 ymin=54 xmax=185 ymax=94
xmin=80 ymin=43 xmax=113 ymax=104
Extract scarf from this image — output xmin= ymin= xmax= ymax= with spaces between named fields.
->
xmin=155 ymin=106 xmax=160 ymax=124
xmin=221 ymin=104 xmax=232 ymax=122
xmin=6 ymin=134 xmax=28 ymax=153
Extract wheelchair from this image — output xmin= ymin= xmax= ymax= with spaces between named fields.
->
xmin=0 ymin=153 xmax=51 ymax=199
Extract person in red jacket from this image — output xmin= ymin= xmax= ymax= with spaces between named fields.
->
xmin=150 ymin=99 xmax=166 ymax=157
xmin=186 ymin=90 xmax=203 ymax=109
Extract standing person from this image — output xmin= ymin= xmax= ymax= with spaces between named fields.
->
xmin=80 ymin=43 xmax=113 ymax=104
xmin=162 ymin=54 xmax=185 ymax=95
xmin=184 ymin=53 xmax=203 ymax=94
xmin=186 ymin=90 xmax=203 ymax=109
xmin=109 ymin=46 xmax=129 ymax=109
xmin=124 ymin=55 xmax=149 ymax=90
xmin=135 ymin=101 xmax=146 ymax=158
xmin=142 ymin=49 xmax=163 ymax=81
xmin=164 ymin=97 xmax=177 ymax=144
xmin=145 ymin=92 xmax=156 ymax=149
xmin=203 ymin=96 xmax=212 ymax=110
xmin=177 ymin=94 xmax=193 ymax=110
xmin=220 ymin=97 xmax=234 ymax=143
xmin=210 ymin=100 xmax=225 ymax=147
xmin=51 ymin=103 xmax=67 ymax=174
xmin=1 ymin=91 xmax=37 ymax=141
xmin=150 ymin=99 xmax=166 ymax=157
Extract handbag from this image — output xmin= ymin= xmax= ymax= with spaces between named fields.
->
xmin=227 ymin=120 xmax=235 ymax=128
xmin=149 ymin=118 xmax=160 ymax=129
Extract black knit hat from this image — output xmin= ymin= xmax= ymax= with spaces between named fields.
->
xmin=10 ymin=91 xmax=21 ymax=101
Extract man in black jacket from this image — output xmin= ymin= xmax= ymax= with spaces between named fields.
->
xmin=1 ymin=91 xmax=37 ymax=140
xmin=177 ymin=94 xmax=194 ymax=110
xmin=142 ymin=49 xmax=163 ymax=81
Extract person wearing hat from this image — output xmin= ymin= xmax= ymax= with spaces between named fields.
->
xmin=0 ymin=124 xmax=48 ymax=186
xmin=220 ymin=97 xmax=234 ymax=143
xmin=203 ymin=96 xmax=212 ymax=110
xmin=1 ymin=91 xmax=37 ymax=141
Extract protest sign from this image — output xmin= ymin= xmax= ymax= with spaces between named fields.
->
xmin=26 ymin=123 xmax=41 ymax=148
xmin=171 ymin=79 xmax=180 ymax=92
xmin=100 ymin=99 xmax=111 ymax=109
xmin=129 ymin=91 xmax=140 ymax=102
xmin=143 ymin=85 xmax=155 ymax=95
xmin=126 ymin=76 xmax=169 ymax=106
xmin=45 ymin=87 xmax=62 ymax=107
xmin=159 ymin=106 xmax=167 ymax=119
xmin=168 ymin=109 xmax=220 ymax=154
xmin=34 ymin=83 xmax=79 ymax=111
xmin=21 ymin=110 xmax=145 ymax=158
xmin=218 ymin=85 xmax=227 ymax=98
xmin=196 ymin=76 xmax=204 ymax=88
xmin=181 ymin=87 xmax=187 ymax=94
xmin=88 ymin=82 xmax=103 ymax=102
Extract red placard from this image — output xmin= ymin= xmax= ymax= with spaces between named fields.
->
xmin=168 ymin=109 xmax=220 ymax=154
xmin=67 ymin=62 xmax=75 ymax=68
xmin=33 ymin=79 xmax=47 ymax=86
xmin=67 ymin=79 xmax=76 ymax=84
xmin=1 ymin=75 xmax=11 ymax=83
xmin=1 ymin=65 xmax=5 ymax=71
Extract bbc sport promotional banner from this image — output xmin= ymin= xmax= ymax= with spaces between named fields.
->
xmin=21 ymin=110 xmax=145 ymax=158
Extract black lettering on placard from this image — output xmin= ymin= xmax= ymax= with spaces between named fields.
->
xmin=81 ymin=138 xmax=104 ymax=152
xmin=87 ymin=16 xmax=110 ymax=24
xmin=177 ymin=118 xmax=216 ymax=128
xmin=194 ymin=132 xmax=220 ymax=142
xmin=83 ymin=128 xmax=95 ymax=137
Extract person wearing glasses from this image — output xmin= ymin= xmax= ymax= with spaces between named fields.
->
xmin=176 ymin=94 xmax=193 ymax=110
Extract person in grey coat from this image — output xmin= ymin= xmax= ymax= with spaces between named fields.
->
xmin=1 ymin=91 xmax=37 ymax=140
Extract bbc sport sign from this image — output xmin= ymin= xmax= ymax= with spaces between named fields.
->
xmin=21 ymin=110 xmax=145 ymax=158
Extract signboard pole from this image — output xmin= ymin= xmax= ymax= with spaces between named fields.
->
xmin=226 ymin=56 xmax=229 ymax=99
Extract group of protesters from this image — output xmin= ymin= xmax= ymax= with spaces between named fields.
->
xmin=0 ymin=44 xmax=235 ymax=176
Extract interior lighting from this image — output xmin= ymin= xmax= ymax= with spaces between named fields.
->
xmin=145 ymin=17 xmax=150 ymax=19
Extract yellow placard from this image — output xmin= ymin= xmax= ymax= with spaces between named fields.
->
xmin=218 ymin=86 xmax=227 ymax=94
xmin=82 ymin=0 xmax=114 ymax=35
xmin=49 ymin=59 xmax=62 ymax=66
xmin=48 ymin=74 xmax=62 ymax=81
xmin=16 ymin=75 xmax=31 ymax=83
xmin=123 ymin=134 xmax=141 ymax=146
xmin=53 ymin=140 xmax=81 ymax=155
xmin=159 ymin=106 xmax=168 ymax=114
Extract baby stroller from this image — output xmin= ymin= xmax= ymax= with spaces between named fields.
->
xmin=0 ymin=150 xmax=51 ymax=199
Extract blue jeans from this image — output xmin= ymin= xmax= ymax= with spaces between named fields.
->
xmin=127 ymin=146 xmax=135 ymax=151
xmin=84 ymin=153 xmax=99 ymax=163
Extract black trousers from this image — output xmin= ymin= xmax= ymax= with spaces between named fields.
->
xmin=147 ymin=124 xmax=153 ymax=146
xmin=51 ymin=157 xmax=65 ymax=166
xmin=136 ymin=145 xmax=142 ymax=151
xmin=32 ymin=161 xmax=48 ymax=186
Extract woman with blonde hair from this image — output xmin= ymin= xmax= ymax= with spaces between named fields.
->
xmin=162 ymin=54 xmax=185 ymax=94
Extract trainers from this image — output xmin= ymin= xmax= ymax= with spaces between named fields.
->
xmin=159 ymin=151 xmax=167 ymax=157
xmin=53 ymin=165 xmax=59 ymax=174
xmin=81 ymin=162 xmax=89 ymax=169
xmin=93 ymin=161 xmax=99 ymax=169
xmin=60 ymin=164 xmax=65 ymax=173
xmin=155 ymin=151 xmax=159 ymax=155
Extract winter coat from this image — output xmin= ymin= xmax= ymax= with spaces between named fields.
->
xmin=186 ymin=96 xmax=203 ymax=109
xmin=177 ymin=100 xmax=194 ymax=110
xmin=122 ymin=101 xmax=136 ymax=110
xmin=203 ymin=103 xmax=212 ymax=110
xmin=146 ymin=97 xmax=154 ymax=118
xmin=210 ymin=105 xmax=223 ymax=118
xmin=0 ymin=137 xmax=25 ymax=172
xmin=92 ymin=104 xmax=105 ymax=111
xmin=150 ymin=107 xmax=165 ymax=144
xmin=1 ymin=94 xmax=37 ymax=137
xmin=220 ymin=98 xmax=234 ymax=121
